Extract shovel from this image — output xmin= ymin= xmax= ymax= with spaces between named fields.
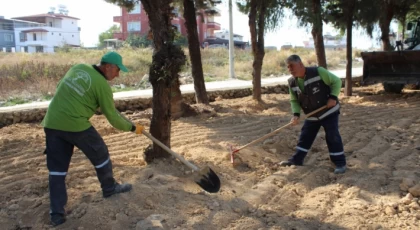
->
xmin=142 ymin=130 xmax=221 ymax=193
xmin=229 ymin=105 xmax=328 ymax=163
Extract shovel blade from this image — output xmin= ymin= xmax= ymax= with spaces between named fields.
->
xmin=194 ymin=166 xmax=221 ymax=193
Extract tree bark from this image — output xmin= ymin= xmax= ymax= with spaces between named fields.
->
xmin=249 ymin=0 xmax=266 ymax=102
xmin=379 ymin=2 xmax=395 ymax=51
xmin=344 ymin=0 xmax=354 ymax=96
xmin=141 ymin=0 xmax=186 ymax=162
xmin=183 ymin=0 xmax=209 ymax=104
xmin=311 ymin=0 xmax=327 ymax=68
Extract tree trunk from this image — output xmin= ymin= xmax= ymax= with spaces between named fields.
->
xmin=248 ymin=0 xmax=266 ymax=102
xmin=311 ymin=0 xmax=327 ymax=68
xmin=344 ymin=1 xmax=354 ymax=97
xmin=379 ymin=2 xmax=395 ymax=51
xmin=141 ymin=0 xmax=186 ymax=162
xmin=183 ymin=0 xmax=209 ymax=104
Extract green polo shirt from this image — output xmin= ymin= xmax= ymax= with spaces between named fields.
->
xmin=42 ymin=64 xmax=133 ymax=132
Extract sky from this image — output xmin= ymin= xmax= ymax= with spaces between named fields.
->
xmin=1 ymin=0 xmax=397 ymax=49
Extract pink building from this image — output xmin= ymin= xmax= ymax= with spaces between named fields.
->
xmin=112 ymin=3 xmax=221 ymax=44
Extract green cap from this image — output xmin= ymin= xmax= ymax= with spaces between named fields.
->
xmin=101 ymin=51 xmax=128 ymax=72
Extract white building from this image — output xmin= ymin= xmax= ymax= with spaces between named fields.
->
xmin=12 ymin=13 xmax=80 ymax=53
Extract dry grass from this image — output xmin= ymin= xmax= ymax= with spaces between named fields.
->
xmin=0 ymin=47 xmax=359 ymax=103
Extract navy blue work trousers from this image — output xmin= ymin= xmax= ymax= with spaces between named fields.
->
xmin=44 ymin=126 xmax=116 ymax=216
xmin=289 ymin=112 xmax=346 ymax=167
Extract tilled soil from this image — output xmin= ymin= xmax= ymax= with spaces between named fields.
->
xmin=1 ymin=85 xmax=420 ymax=230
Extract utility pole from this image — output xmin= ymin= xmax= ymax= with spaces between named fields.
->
xmin=228 ymin=0 xmax=235 ymax=79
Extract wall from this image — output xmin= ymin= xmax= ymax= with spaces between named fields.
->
xmin=0 ymin=78 xmax=361 ymax=127
xmin=0 ymin=84 xmax=290 ymax=127
xmin=0 ymin=19 xmax=16 ymax=50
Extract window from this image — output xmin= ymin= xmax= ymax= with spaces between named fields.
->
xmin=4 ymin=34 xmax=13 ymax=42
xmin=36 ymin=46 xmax=44 ymax=53
xmin=127 ymin=22 xmax=141 ymax=31
xmin=49 ymin=22 xmax=53 ymax=27
xmin=33 ymin=33 xmax=37 ymax=41
xmin=20 ymin=33 xmax=27 ymax=42
xmin=172 ymin=7 xmax=179 ymax=17
xmin=129 ymin=3 xmax=141 ymax=14
xmin=173 ymin=24 xmax=180 ymax=32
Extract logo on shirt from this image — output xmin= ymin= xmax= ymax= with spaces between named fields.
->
xmin=64 ymin=69 xmax=92 ymax=96
xmin=312 ymin=86 xmax=320 ymax=94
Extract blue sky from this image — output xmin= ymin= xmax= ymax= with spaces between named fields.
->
xmin=1 ymin=0 xmax=397 ymax=49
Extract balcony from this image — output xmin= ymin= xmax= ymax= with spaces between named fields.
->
xmin=206 ymin=22 xmax=220 ymax=30
xmin=113 ymin=16 xmax=122 ymax=23
xmin=113 ymin=32 xmax=124 ymax=40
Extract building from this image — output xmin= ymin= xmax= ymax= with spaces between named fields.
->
xmin=112 ymin=2 xmax=221 ymax=44
xmin=0 ymin=16 xmax=16 ymax=52
xmin=11 ymin=12 xmax=81 ymax=53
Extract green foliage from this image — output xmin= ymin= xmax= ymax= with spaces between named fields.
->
xmin=98 ymin=25 xmax=120 ymax=48
xmin=173 ymin=31 xmax=188 ymax=47
xmin=236 ymin=0 xmax=286 ymax=33
xmin=104 ymin=0 xmax=138 ymax=11
xmin=124 ymin=33 xmax=152 ymax=48
xmin=325 ymin=0 xmax=379 ymax=37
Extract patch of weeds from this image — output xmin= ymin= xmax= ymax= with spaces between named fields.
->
xmin=41 ymin=94 xmax=54 ymax=101
xmin=204 ymin=76 xmax=216 ymax=82
xmin=111 ymin=85 xmax=136 ymax=93
xmin=1 ymin=97 xmax=28 ymax=107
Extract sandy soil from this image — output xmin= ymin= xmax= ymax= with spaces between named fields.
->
xmin=1 ymin=85 xmax=420 ymax=230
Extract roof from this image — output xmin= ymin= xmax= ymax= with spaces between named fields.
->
xmin=21 ymin=29 xmax=49 ymax=33
xmin=12 ymin=13 xmax=80 ymax=23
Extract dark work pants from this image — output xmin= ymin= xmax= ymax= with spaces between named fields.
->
xmin=289 ymin=112 xmax=346 ymax=167
xmin=44 ymin=126 xmax=116 ymax=216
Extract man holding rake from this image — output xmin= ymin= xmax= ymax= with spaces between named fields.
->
xmin=279 ymin=54 xmax=347 ymax=174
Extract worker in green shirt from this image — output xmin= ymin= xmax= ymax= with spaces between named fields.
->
xmin=42 ymin=52 xmax=144 ymax=226
xmin=278 ymin=54 xmax=347 ymax=174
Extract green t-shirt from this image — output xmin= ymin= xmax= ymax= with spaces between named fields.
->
xmin=42 ymin=64 xmax=133 ymax=132
xmin=289 ymin=67 xmax=342 ymax=114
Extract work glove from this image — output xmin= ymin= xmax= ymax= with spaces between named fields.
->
xmin=133 ymin=124 xmax=145 ymax=135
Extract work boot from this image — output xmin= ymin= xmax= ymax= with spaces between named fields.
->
xmin=103 ymin=183 xmax=132 ymax=198
xmin=50 ymin=213 xmax=66 ymax=226
xmin=278 ymin=160 xmax=301 ymax=167
xmin=334 ymin=166 xmax=347 ymax=174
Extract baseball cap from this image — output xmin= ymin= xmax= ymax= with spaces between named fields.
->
xmin=101 ymin=51 xmax=129 ymax=72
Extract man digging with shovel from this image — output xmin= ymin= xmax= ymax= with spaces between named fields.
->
xmin=42 ymin=52 xmax=144 ymax=226
xmin=278 ymin=55 xmax=347 ymax=174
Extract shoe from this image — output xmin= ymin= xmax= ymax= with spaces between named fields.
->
xmin=278 ymin=160 xmax=301 ymax=167
xmin=334 ymin=166 xmax=347 ymax=174
xmin=415 ymin=146 xmax=420 ymax=150
xmin=50 ymin=213 xmax=66 ymax=226
xmin=103 ymin=183 xmax=132 ymax=198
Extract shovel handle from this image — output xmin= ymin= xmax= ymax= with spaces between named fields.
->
xmin=142 ymin=131 xmax=199 ymax=171
xmin=233 ymin=105 xmax=328 ymax=153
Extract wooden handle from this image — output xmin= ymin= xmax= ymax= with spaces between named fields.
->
xmin=233 ymin=105 xmax=327 ymax=153
xmin=142 ymin=131 xmax=199 ymax=171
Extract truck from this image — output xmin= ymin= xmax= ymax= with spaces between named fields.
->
xmin=360 ymin=17 xmax=420 ymax=93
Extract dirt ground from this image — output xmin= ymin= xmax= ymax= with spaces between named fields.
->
xmin=1 ymin=85 xmax=420 ymax=230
